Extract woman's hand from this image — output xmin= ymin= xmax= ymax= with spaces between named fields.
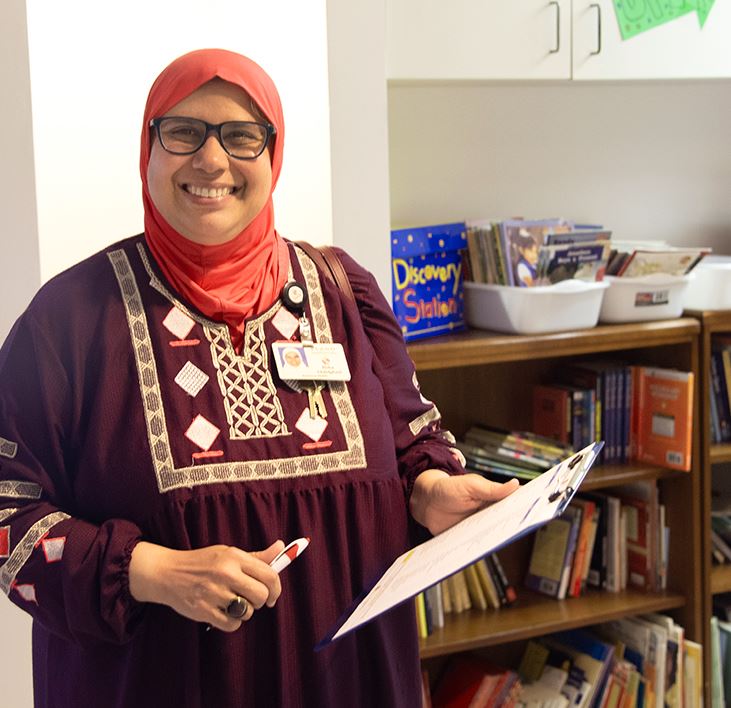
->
xmin=409 ymin=469 xmax=520 ymax=536
xmin=128 ymin=540 xmax=285 ymax=631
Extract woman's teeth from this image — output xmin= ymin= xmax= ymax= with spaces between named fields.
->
xmin=186 ymin=185 xmax=234 ymax=198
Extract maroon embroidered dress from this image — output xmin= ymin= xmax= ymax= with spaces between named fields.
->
xmin=0 ymin=237 xmax=462 ymax=708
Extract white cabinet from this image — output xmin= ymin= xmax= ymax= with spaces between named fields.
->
xmin=386 ymin=0 xmax=572 ymax=80
xmin=387 ymin=0 xmax=731 ymax=81
xmin=572 ymin=0 xmax=731 ymax=80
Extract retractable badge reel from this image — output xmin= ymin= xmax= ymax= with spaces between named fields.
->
xmin=282 ymin=281 xmax=312 ymax=344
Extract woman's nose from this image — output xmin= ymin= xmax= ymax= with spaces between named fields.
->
xmin=191 ymin=135 xmax=229 ymax=171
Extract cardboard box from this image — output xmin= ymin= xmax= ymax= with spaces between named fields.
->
xmin=391 ymin=222 xmax=467 ymax=342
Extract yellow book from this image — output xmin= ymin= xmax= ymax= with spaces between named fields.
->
xmin=474 ymin=557 xmax=501 ymax=609
xmin=464 ymin=563 xmax=488 ymax=610
xmin=440 ymin=578 xmax=453 ymax=614
xmin=446 ymin=574 xmax=463 ymax=613
xmin=414 ymin=593 xmax=428 ymax=639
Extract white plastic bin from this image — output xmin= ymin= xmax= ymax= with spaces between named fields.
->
xmin=598 ymin=273 xmax=692 ymax=323
xmin=464 ymin=280 xmax=608 ymax=335
xmin=683 ymin=262 xmax=731 ymax=311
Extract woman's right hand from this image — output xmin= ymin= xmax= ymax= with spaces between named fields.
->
xmin=128 ymin=540 xmax=285 ymax=631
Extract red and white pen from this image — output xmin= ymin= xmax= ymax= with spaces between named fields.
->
xmin=270 ymin=537 xmax=310 ymax=574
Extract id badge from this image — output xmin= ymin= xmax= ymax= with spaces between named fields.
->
xmin=272 ymin=341 xmax=351 ymax=382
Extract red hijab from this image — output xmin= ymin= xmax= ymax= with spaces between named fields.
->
xmin=140 ymin=49 xmax=290 ymax=349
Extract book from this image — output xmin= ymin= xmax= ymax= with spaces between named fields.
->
xmin=533 ymin=385 xmax=573 ymax=447
xmin=497 ymin=218 xmax=573 ymax=287
xmin=463 ymin=562 xmax=488 ymax=611
xmin=616 ymin=481 xmax=660 ymax=591
xmin=632 ymin=366 xmax=694 ymax=472
xmin=487 ymin=553 xmax=517 ymax=605
xmin=616 ymin=246 xmax=711 ymax=277
xmin=682 ymin=640 xmax=703 ymax=708
xmin=474 ymin=557 xmax=501 ymax=610
xmin=535 ymin=240 xmax=612 ymax=286
xmin=566 ymin=497 xmax=596 ymax=598
xmin=525 ymin=504 xmax=582 ymax=599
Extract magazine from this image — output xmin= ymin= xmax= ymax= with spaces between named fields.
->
xmin=616 ymin=247 xmax=711 ymax=277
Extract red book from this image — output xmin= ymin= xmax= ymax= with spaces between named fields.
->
xmin=633 ymin=367 xmax=694 ymax=472
xmin=533 ymin=384 xmax=571 ymax=445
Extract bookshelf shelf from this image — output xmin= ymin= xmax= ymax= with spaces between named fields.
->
xmin=710 ymin=565 xmax=731 ymax=595
xmin=582 ymin=463 xmax=684 ymax=491
xmin=418 ymin=589 xmax=686 ymax=659
xmin=407 ymin=318 xmax=700 ymax=371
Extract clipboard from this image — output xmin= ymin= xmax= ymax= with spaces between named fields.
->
xmin=317 ymin=440 xmax=604 ymax=649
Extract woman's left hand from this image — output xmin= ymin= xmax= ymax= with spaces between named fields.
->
xmin=409 ymin=469 xmax=520 ymax=536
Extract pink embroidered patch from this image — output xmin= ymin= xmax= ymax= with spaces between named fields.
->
xmin=0 ymin=526 xmax=9 ymax=558
xmin=41 ymin=536 xmax=66 ymax=563
xmin=272 ymin=308 xmax=300 ymax=339
xmin=14 ymin=583 xmax=37 ymax=604
xmin=163 ymin=307 xmax=196 ymax=340
xmin=184 ymin=415 xmax=221 ymax=451
xmin=192 ymin=450 xmax=224 ymax=461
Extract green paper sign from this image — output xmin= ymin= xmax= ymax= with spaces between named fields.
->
xmin=613 ymin=0 xmax=716 ymax=39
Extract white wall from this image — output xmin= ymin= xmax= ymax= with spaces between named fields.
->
xmin=0 ymin=3 xmax=38 ymax=701
xmin=389 ymin=80 xmax=731 ymax=255
xmin=0 ymin=0 xmax=40 ymax=340
xmin=2 ymin=2 xmax=333 ymax=706
xmin=25 ymin=0 xmax=333 ymax=282
xmin=327 ymin=0 xmax=392 ymax=297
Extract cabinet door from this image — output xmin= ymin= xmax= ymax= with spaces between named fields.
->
xmin=386 ymin=0 xmax=571 ymax=80
xmin=572 ymin=0 xmax=731 ymax=79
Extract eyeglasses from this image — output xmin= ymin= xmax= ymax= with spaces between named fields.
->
xmin=149 ymin=116 xmax=276 ymax=160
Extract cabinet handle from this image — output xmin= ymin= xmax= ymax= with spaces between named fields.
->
xmin=549 ymin=1 xmax=560 ymax=54
xmin=590 ymin=3 xmax=602 ymax=55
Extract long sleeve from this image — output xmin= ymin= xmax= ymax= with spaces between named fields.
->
xmin=0 ymin=308 xmax=146 ymax=646
xmin=334 ymin=249 xmax=465 ymax=494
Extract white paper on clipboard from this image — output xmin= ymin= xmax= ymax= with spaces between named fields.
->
xmin=317 ymin=440 xmax=604 ymax=648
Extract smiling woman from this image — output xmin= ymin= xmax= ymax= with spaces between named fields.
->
xmin=0 ymin=48 xmax=518 ymax=708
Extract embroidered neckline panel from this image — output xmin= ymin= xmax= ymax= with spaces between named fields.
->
xmin=108 ymin=244 xmax=366 ymax=492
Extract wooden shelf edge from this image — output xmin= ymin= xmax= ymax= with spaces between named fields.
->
xmin=711 ymin=565 xmax=731 ymax=595
xmin=418 ymin=589 xmax=686 ymax=659
xmin=582 ymin=463 xmax=685 ymax=491
xmin=408 ymin=319 xmax=700 ymax=371
xmin=710 ymin=444 xmax=731 ymax=464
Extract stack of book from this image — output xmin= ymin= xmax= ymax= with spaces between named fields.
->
xmin=457 ymin=426 xmax=572 ymax=483
xmin=709 ymin=335 xmax=731 ymax=444
xmin=463 ymin=218 xmax=612 ymax=288
xmin=605 ymin=244 xmax=710 ymax=277
xmin=533 ymin=362 xmax=694 ymax=471
xmin=415 ymin=552 xmax=516 ymax=640
xmin=516 ymin=616 xmax=700 ymax=708
xmin=525 ymin=481 xmax=669 ymax=599
xmin=424 ymin=614 xmax=701 ymax=707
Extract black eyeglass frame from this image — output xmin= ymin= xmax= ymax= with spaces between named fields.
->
xmin=149 ymin=117 xmax=276 ymax=160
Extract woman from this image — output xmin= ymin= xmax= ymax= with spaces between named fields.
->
xmin=0 ymin=49 xmax=517 ymax=707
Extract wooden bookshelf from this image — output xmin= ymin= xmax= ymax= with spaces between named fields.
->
xmin=408 ymin=318 xmax=703 ymax=678
xmin=687 ymin=309 xmax=731 ymax=704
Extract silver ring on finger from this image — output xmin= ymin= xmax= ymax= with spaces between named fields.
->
xmin=226 ymin=595 xmax=249 ymax=619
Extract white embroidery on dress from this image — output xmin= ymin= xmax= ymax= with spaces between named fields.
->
xmin=108 ymin=244 xmax=367 ymax=492
xmin=174 ymin=362 xmax=209 ymax=398
xmin=0 ymin=481 xmax=42 ymax=500
xmin=0 ymin=512 xmax=70 ymax=594
xmin=0 ymin=508 xmax=18 ymax=523
xmin=0 ymin=438 xmax=18 ymax=459
xmin=137 ymin=243 xmax=288 ymax=440
xmin=409 ymin=406 xmax=442 ymax=436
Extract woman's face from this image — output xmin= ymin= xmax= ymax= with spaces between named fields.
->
xmin=147 ymin=80 xmax=273 ymax=245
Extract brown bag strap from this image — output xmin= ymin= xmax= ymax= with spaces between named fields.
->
xmin=295 ymin=241 xmax=356 ymax=305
